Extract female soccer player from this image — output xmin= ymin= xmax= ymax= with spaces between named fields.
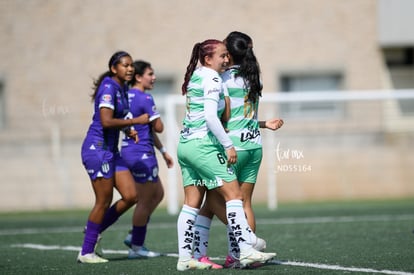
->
xmin=117 ymin=60 xmax=173 ymax=259
xmin=78 ymin=51 xmax=149 ymax=263
xmin=176 ymin=39 xmax=276 ymax=271
xmin=192 ymin=31 xmax=284 ymax=269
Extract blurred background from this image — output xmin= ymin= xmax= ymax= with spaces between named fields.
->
xmin=0 ymin=0 xmax=413 ymax=213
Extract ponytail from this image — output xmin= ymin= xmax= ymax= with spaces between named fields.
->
xmin=225 ymin=31 xmax=262 ymax=103
xmin=182 ymin=39 xmax=223 ymax=95
xmin=241 ymin=47 xmax=262 ymax=103
xmin=91 ymin=71 xmax=112 ymax=101
xmin=182 ymin=43 xmax=201 ymax=95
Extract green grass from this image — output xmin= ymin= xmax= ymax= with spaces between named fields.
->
xmin=1 ymin=199 xmax=413 ymax=274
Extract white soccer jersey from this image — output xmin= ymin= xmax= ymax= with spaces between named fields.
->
xmin=221 ymin=66 xmax=262 ymax=151
xmin=180 ymin=66 xmax=227 ymax=142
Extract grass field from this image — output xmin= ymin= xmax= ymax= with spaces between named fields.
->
xmin=1 ymin=199 xmax=413 ymax=274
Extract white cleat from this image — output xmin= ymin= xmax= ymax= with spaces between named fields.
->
xmin=239 ymin=247 xmax=276 ymax=267
xmin=177 ymin=258 xmax=212 ymax=271
xmin=253 ymin=237 xmax=267 ymax=252
xmin=94 ymin=234 xmax=104 ymax=256
xmin=128 ymin=246 xmax=162 ymax=259
xmin=77 ymin=251 xmax=108 ymax=264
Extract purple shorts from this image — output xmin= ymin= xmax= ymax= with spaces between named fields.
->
xmin=81 ymin=146 xmax=122 ymax=180
xmin=117 ymin=151 xmax=159 ymax=183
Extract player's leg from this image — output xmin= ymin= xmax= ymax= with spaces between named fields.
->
xmin=78 ymin=177 xmax=113 ymax=263
xmin=128 ymin=178 xmax=164 ymax=258
xmin=176 ymin=185 xmax=212 ymax=271
xmin=99 ymin=167 xmax=137 ymax=234
xmin=176 ymin=140 xmax=212 ymax=270
xmin=215 ymin=179 xmax=276 ymax=267
xmin=193 ymin=197 xmax=223 ymax=269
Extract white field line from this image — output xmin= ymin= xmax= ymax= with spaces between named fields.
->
xmin=279 ymin=260 xmax=414 ymax=275
xmin=1 ymin=213 xmax=413 ymax=236
xmin=255 ymin=213 xmax=414 ymax=225
xmin=10 ymin=244 xmax=414 ymax=275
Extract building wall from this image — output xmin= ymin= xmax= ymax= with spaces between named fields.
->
xmin=1 ymin=0 xmax=412 ymax=212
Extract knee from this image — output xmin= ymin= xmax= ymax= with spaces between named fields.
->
xmin=124 ymin=194 xmax=138 ymax=206
xmin=225 ymin=191 xmax=243 ymax=202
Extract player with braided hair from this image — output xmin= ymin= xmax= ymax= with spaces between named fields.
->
xmin=192 ymin=31 xmax=284 ymax=269
xmin=176 ymin=38 xmax=276 ymax=271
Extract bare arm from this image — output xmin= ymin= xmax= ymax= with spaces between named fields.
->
xmin=152 ymin=131 xmax=174 ymax=168
xmin=100 ymin=107 xmax=149 ymax=129
xmin=259 ymin=118 xmax=284 ymax=131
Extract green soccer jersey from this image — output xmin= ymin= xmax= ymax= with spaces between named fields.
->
xmin=180 ymin=66 xmax=226 ymax=141
xmin=221 ymin=66 xmax=262 ymax=151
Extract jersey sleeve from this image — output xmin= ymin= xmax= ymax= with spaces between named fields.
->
xmin=203 ymin=75 xmax=233 ymax=149
xmin=98 ymin=84 xmax=116 ymax=110
xmin=142 ymin=94 xmax=160 ymax=122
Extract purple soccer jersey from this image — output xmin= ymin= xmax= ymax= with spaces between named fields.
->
xmin=81 ymin=76 xmax=130 ymax=180
xmin=119 ymin=88 xmax=161 ymax=183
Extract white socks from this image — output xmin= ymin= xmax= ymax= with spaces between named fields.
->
xmin=177 ymin=204 xmax=199 ymax=260
xmin=178 ymin=200 xmax=256 ymax=261
xmin=193 ymin=215 xmax=212 ymax=259
xmin=226 ymin=199 xmax=253 ymax=251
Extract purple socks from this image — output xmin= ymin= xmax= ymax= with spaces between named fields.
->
xmin=81 ymin=220 xmax=100 ymax=255
xmin=131 ymin=225 xmax=147 ymax=247
xmin=99 ymin=205 xmax=120 ymax=233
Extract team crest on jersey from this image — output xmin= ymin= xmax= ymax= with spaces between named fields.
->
xmin=102 ymin=94 xmax=112 ymax=102
xmin=227 ymin=166 xmax=235 ymax=175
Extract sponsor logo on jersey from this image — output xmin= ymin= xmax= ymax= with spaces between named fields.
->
xmin=102 ymin=94 xmax=112 ymax=102
xmin=207 ymin=87 xmax=220 ymax=95
xmin=132 ymin=172 xmax=146 ymax=178
xmin=240 ymin=127 xmax=261 ymax=142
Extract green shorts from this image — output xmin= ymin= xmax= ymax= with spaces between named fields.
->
xmin=232 ymin=148 xmax=262 ymax=184
xmin=178 ymin=135 xmax=237 ymax=190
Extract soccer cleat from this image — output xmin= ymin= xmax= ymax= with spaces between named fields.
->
xmin=198 ymin=256 xmax=223 ymax=269
xmin=239 ymin=247 xmax=276 ymax=267
xmin=77 ymin=251 xmax=108 ymax=264
xmin=123 ymin=232 xmax=132 ymax=248
xmin=94 ymin=234 xmax=104 ymax=256
xmin=223 ymin=255 xmax=241 ymax=269
xmin=253 ymin=237 xmax=267 ymax=252
xmin=128 ymin=246 xmax=162 ymax=259
xmin=176 ymin=258 xmax=212 ymax=271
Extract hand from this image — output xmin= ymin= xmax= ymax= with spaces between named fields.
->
xmin=163 ymin=152 xmax=174 ymax=168
xmin=225 ymin=147 xmax=237 ymax=164
xmin=265 ymin=118 xmax=284 ymax=131
xmin=127 ymin=129 xmax=139 ymax=143
xmin=134 ymin=113 xmax=150 ymax=124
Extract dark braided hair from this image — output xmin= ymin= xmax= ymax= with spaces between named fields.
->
xmin=181 ymin=39 xmax=223 ymax=95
